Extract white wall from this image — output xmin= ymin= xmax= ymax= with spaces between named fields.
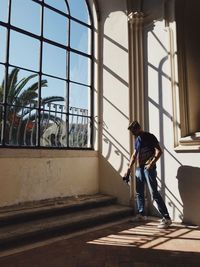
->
xmin=144 ymin=0 xmax=200 ymax=225
xmin=0 ymin=1 xmax=100 ymax=208
xmin=97 ymin=0 xmax=131 ymax=205
xmin=0 ymin=149 xmax=98 ymax=207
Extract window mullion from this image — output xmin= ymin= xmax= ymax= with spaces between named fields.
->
xmin=66 ymin=17 xmax=71 ymax=148
xmin=37 ymin=1 xmax=44 ymax=147
xmin=2 ymin=0 xmax=12 ymax=146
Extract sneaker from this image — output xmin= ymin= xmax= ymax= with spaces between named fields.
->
xmin=130 ymin=214 xmax=147 ymax=222
xmin=157 ymin=218 xmax=172 ymax=229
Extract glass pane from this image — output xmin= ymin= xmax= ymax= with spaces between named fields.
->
xmin=0 ymin=65 xmax=5 ymax=104
xmin=41 ymin=76 xmax=67 ymax=112
xmin=44 ymin=0 xmax=68 ymax=13
xmin=69 ymin=82 xmax=90 ymax=112
xmin=70 ymin=52 xmax=90 ymax=85
xmin=68 ymin=0 xmax=90 ymax=25
xmin=71 ymin=21 xmax=91 ymax=54
xmin=11 ymin=0 xmax=41 ymax=35
xmin=41 ymin=75 xmax=66 ymax=108
xmin=40 ymin=110 xmax=67 ymax=147
xmin=9 ymin=30 xmax=40 ymax=71
xmin=69 ymin=115 xmax=90 ymax=148
xmin=0 ymin=105 xmax=3 ymax=144
xmin=0 ymin=26 xmax=7 ymax=63
xmin=42 ymin=42 xmax=67 ymax=79
xmin=7 ymin=68 xmax=39 ymax=108
xmin=0 ymin=0 xmax=8 ymax=23
xmin=44 ymin=7 xmax=69 ymax=45
xmin=5 ymin=106 xmax=38 ymax=146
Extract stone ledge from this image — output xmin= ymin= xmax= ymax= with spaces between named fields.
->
xmin=0 ymin=148 xmax=98 ymax=158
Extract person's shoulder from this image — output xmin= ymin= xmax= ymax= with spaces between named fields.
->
xmin=144 ymin=132 xmax=159 ymax=142
xmin=143 ymin=131 xmax=153 ymax=138
xmin=144 ymin=131 xmax=156 ymax=137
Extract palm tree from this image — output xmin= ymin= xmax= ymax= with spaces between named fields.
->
xmin=0 ymin=68 xmax=64 ymax=146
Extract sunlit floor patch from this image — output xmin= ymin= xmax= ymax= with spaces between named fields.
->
xmin=87 ymin=221 xmax=200 ymax=252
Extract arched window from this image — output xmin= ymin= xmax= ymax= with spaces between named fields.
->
xmin=0 ymin=0 xmax=94 ymax=149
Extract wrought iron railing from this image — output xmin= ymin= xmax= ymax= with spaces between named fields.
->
xmin=0 ymin=102 xmax=89 ymax=148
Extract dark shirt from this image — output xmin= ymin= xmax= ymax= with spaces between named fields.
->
xmin=135 ymin=132 xmax=159 ymax=167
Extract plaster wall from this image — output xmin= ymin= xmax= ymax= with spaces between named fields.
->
xmin=0 ymin=1 xmax=100 ymax=208
xmin=97 ymin=0 xmax=130 ymax=205
xmin=0 ymin=150 xmax=98 ymax=207
xmin=144 ymin=0 xmax=200 ymax=225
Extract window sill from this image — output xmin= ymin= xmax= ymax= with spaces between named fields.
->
xmin=175 ymin=144 xmax=200 ymax=152
xmin=175 ymin=132 xmax=200 ymax=152
xmin=0 ymin=148 xmax=98 ymax=158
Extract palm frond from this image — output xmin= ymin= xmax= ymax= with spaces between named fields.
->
xmin=25 ymin=79 xmax=48 ymax=94
xmin=15 ymin=91 xmax=38 ymax=107
xmin=7 ymin=68 xmax=20 ymax=97
xmin=14 ymin=73 xmax=37 ymax=99
xmin=0 ymin=85 xmax=3 ymax=102
xmin=41 ymin=96 xmax=64 ymax=104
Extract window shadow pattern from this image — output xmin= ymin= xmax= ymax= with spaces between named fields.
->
xmin=88 ymin=221 xmax=200 ymax=251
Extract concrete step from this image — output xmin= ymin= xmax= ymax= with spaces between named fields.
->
xmin=0 ymin=194 xmax=117 ymax=226
xmin=0 ymin=195 xmax=133 ymax=250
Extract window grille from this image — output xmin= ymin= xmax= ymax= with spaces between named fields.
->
xmin=0 ymin=0 xmax=94 ymax=149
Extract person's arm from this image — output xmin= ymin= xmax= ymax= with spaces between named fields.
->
xmin=146 ymin=144 xmax=162 ymax=169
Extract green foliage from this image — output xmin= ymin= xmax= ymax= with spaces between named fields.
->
xmin=0 ymin=68 xmax=64 ymax=146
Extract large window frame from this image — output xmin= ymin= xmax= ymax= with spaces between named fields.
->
xmin=0 ymin=0 xmax=94 ymax=149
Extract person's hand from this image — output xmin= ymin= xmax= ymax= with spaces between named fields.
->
xmin=124 ymin=168 xmax=130 ymax=177
xmin=144 ymin=163 xmax=153 ymax=170
xmin=127 ymin=167 xmax=131 ymax=176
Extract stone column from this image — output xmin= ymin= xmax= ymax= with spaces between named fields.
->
xmin=128 ymin=12 xmax=145 ymax=209
xmin=128 ymin=12 xmax=145 ymax=129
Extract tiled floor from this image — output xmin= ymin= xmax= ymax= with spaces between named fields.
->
xmin=0 ymin=219 xmax=200 ymax=267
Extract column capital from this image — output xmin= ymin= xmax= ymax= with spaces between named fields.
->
xmin=128 ymin=12 xmax=144 ymax=24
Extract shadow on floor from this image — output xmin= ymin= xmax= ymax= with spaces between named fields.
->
xmin=177 ymin=165 xmax=200 ymax=225
xmin=0 ymin=220 xmax=200 ymax=267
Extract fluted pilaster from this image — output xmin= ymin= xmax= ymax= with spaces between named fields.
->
xmin=128 ymin=12 xmax=145 ymax=129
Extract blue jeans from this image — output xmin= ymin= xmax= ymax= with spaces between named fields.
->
xmin=135 ymin=167 xmax=170 ymax=218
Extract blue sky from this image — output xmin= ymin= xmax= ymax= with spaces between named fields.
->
xmin=0 ymin=0 xmax=91 ymax=111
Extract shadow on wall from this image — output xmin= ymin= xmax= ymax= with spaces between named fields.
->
xmin=99 ymin=154 xmax=130 ymax=206
xmin=177 ymin=165 xmax=200 ymax=225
